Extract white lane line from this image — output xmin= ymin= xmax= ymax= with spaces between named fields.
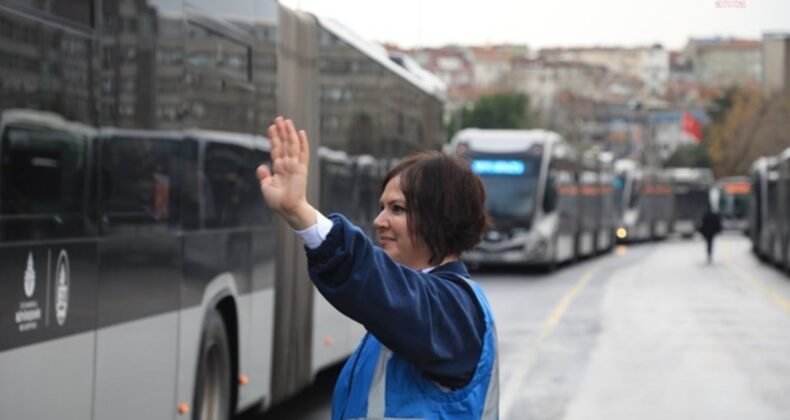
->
xmin=500 ymin=259 xmax=606 ymax=418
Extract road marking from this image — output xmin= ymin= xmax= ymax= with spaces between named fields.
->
xmin=499 ymin=259 xmax=606 ymax=418
xmin=722 ymin=241 xmax=790 ymax=314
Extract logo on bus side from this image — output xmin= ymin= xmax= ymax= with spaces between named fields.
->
xmin=55 ymin=250 xmax=70 ymax=326
xmin=16 ymin=251 xmax=42 ymax=332
xmin=24 ymin=252 xmax=35 ymax=298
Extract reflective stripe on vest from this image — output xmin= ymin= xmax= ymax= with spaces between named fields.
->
xmin=480 ymin=325 xmax=499 ymax=420
xmin=366 ymin=347 xmax=392 ymax=417
xmin=462 ymin=275 xmax=499 ymax=420
xmin=338 ymin=273 xmax=499 ymax=420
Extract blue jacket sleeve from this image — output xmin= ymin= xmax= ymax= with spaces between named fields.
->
xmin=305 ymin=214 xmax=484 ymax=387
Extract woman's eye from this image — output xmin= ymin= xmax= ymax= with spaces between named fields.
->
xmin=393 ymin=205 xmax=406 ymax=213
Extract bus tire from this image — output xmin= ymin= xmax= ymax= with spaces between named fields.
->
xmin=193 ymin=310 xmax=232 ymax=420
xmin=543 ymin=260 xmax=557 ymax=273
xmin=544 ymin=237 xmax=558 ymax=272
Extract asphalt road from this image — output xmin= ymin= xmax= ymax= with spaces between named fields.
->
xmin=242 ymin=233 xmax=790 ymax=420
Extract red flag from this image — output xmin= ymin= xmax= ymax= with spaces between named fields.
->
xmin=681 ymin=111 xmax=703 ymax=142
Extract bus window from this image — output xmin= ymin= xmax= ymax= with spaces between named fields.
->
xmin=629 ymin=179 xmax=641 ymax=209
xmin=100 ymin=135 xmax=180 ymax=230
xmin=186 ymin=22 xmax=252 ymax=81
xmin=0 ymin=125 xmax=88 ymax=241
xmin=202 ymin=142 xmax=251 ymax=229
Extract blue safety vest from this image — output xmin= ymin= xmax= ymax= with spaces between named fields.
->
xmin=331 ymin=277 xmax=499 ymax=420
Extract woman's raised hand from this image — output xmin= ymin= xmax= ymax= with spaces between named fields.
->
xmin=256 ymin=117 xmax=316 ymax=229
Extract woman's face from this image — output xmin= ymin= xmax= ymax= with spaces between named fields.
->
xmin=374 ymin=176 xmax=432 ymax=269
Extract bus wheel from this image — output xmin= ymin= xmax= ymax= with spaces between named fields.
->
xmin=544 ymin=238 xmax=558 ymax=273
xmin=543 ymin=260 xmax=557 ymax=273
xmin=194 ymin=310 xmax=232 ymax=420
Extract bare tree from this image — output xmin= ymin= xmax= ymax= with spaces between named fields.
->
xmin=708 ymin=89 xmax=789 ymax=176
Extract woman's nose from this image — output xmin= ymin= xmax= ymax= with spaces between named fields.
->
xmin=373 ymin=210 xmax=387 ymax=229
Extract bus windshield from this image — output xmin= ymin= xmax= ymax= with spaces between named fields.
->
xmin=674 ymin=185 xmax=709 ymax=220
xmin=468 ymin=153 xmax=542 ymax=229
xmin=719 ymin=192 xmax=749 ymax=219
xmin=718 ymin=182 xmax=750 ymax=219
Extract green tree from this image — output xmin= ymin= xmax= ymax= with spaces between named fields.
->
xmin=447 ymin=92 xmax=533 ymax=141
xmin=706 ymin=86 xmax=739 ymax=124
xmin=665 ymin=143 xmax=711 ymax=168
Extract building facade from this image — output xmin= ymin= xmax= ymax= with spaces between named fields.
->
xmin=762 ymin=33 xmax=790 ymax=97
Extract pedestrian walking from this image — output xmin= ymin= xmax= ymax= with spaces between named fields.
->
xmin=256 ymin=117 xmax=499 ymax=419
xmin=698 ymin=205 xmax=722 ymax=263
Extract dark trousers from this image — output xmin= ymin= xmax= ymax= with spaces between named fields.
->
xmin=705 ymin=235 xmax=714 ymax=262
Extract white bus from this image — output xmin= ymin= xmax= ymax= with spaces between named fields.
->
xmin=667 ymin=167 xmax=715 ymax=238
xmin=711 ymin=176 xmax=751 ymax=232
xmin=613 ymin=159 xmax=674 ymax=243
xmin=0 ymin=1 xmax=445 ymax=419
xmin=448 ymin=129 xmax=614 ymax=270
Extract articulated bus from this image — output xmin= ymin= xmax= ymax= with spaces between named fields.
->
xmin=667 ymin=167 xmax=714 ymax=238
xmin=613 ymin=159 xmax=673 ymax=243
xmin=750 ymin=157 xmax=777 ymax=260
xmin=712 ymin=176 xmax=751 ymax=232
xmin=0 ymin=2 xmax=445 ymax=419
xmin=750 ymin=149 xmax=790 ymax=272
xmin=447 ymin=129 xmax=614 ymax=270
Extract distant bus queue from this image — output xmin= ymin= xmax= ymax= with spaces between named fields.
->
xmin=448 ymin=128 xmax=749 ymax=271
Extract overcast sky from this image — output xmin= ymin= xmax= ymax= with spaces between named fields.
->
xmin=280 ymin=0 xmax=789 ymax=50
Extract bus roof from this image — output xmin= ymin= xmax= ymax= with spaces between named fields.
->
xmin=667 ymin=167 xmax=714 ymax=184
xmin=449 ymin=128 xmax=563 ymax=153
xmin=318 ymin=146 xmax=350 ymax=163
xmin=1 ymin=109 xmax=95 ymax=136
xmin=751 ymin=156 xmax=779 ymax=174
xmin=313 ymin=15 xmax=445 ymax=102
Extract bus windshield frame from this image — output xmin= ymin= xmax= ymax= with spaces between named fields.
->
xmin=465 ymin=151 xmax=543 ymax=230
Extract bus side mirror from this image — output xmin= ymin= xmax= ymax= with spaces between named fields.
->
xmin=543 ymin=175 xmax=557 ymax=213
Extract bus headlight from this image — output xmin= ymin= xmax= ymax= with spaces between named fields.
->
xmin=616 ymin=228 xmax=628 ymax=239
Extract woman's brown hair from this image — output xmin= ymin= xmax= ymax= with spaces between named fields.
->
xmin=383 ymin=151 xmax=491 ymax=266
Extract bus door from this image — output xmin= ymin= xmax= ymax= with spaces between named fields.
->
xmin=0 ymin=117 xmax=98 ymax=419
xmin=653 ymin=173 xmax=673 ymax=238
xmin=766 ymin=168 xmax=781 ymax=262
xmin=315 ymin=153 xmax=355 ymax=370
xmin=579 ymin=169 xmax=598 ymax=257
xmin=549 ymin=162 xmax=577 ymax=262
xmin=635 ymin=176 xmax=652 ymax=240
xmin=94 ymin=133 xmax=182 ymax=420
xmin=598 ymin=167 xmax=616 ymax=251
